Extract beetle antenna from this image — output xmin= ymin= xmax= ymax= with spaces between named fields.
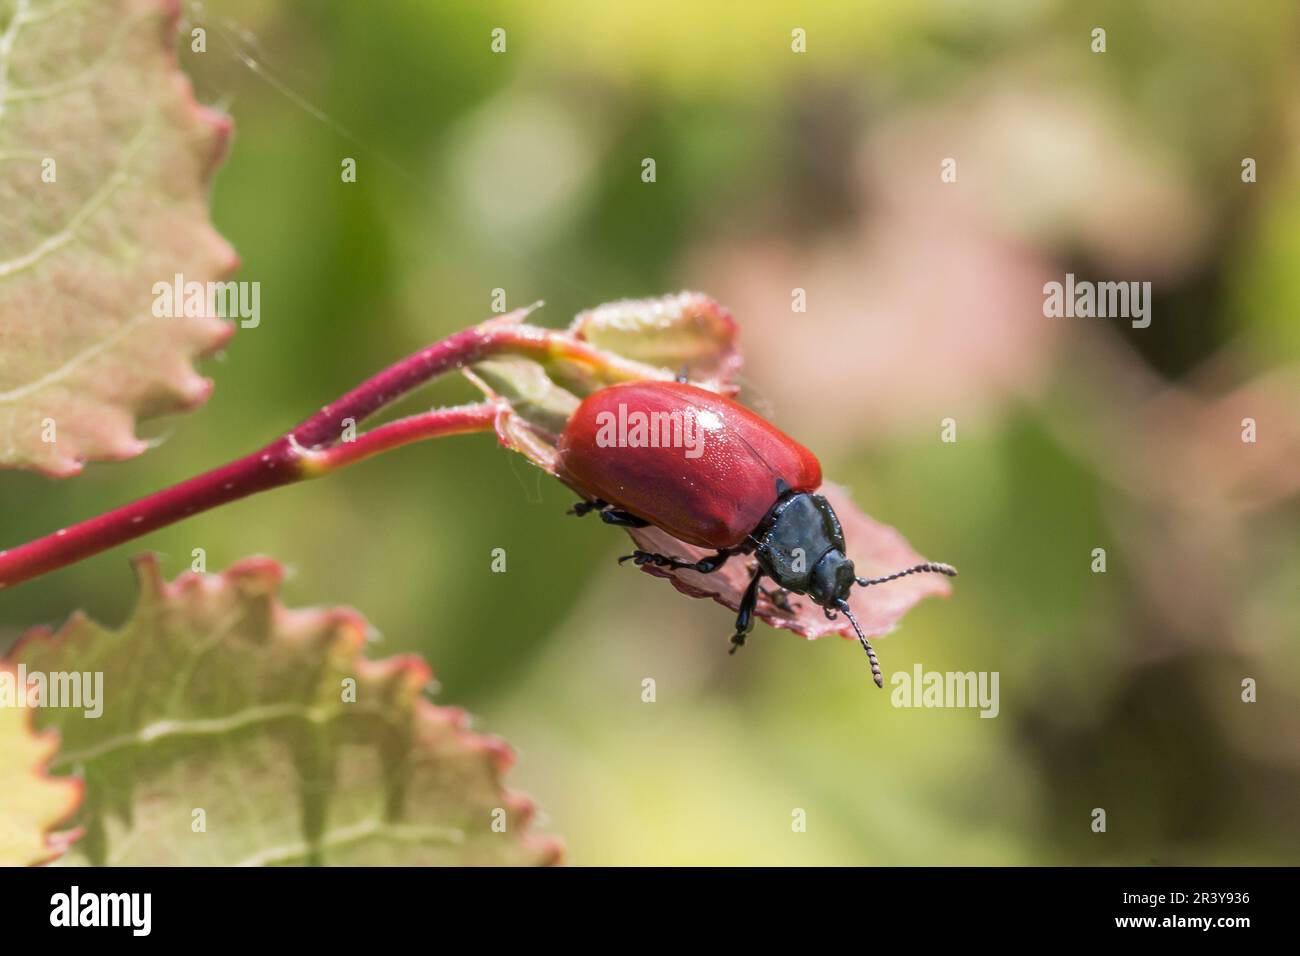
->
xmin=856 ymin=562 xmax=957 ymax=588
xmin=837 ymin=600 xmax=883 ymax=689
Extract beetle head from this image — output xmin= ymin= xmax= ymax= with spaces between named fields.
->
xmin=803 ymin=549 xmax=886 ymax=687
xmin=808 ymin=549 xmax=856 ymax=608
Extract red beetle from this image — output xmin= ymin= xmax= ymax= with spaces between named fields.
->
xmin=556 ymin=380 xmax=955 ymax=686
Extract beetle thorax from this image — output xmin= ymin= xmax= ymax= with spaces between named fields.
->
xmin=753 ymin=492 xmax=855 ymax=608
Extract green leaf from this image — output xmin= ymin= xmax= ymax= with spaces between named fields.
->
xmin=0 ymin=665 xmax=82 ymax=866
xmin=0 ymin=0 xmax=236 ymax=477
xmin=570 ymin=291 xmax=741 ymax=386
xmin=468 ymin=357 xmax=580 ymax=440
xmin=9 ymin=556 xmax=560 ymax=866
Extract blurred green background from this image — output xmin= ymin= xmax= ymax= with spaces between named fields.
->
xmin=4 ymin=0 xmax=1299 ymax=864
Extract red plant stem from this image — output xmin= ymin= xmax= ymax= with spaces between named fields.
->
xmin=0 ymin=316 xmax=657 ymax=591
xmin=0 ymin=405 xmax=499 ymax=591
xmin=301 ymin=404 xmax=499 ymax=473
xmin=291 ymin=317 xmax=654 ymax=449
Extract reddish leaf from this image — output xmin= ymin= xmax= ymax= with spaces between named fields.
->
xmin=627 ymin=481 xmax=952 ymax=643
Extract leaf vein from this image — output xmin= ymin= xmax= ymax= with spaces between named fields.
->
xmin=50 ymin=702 xmax=336 ymax=768
xmin=232 ymin=820 xmax=466 ymax=867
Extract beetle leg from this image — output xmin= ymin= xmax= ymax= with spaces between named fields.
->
xmin=597 ymin=508 xmax=652 ymax=528
xmin=618 ymin=548 xmax=733 ymax=573
xmin=568 ymin=498 xmax=608 ymax=517
xmin=760 ymin=584 xmax=798 ymax=613
xmin=729 ymin=568 xmax=764 ymax=654
xmin=693 ymin=550 xmax=734 ymax=573
xmin=743 ymin=560 xmax=796 ymax=609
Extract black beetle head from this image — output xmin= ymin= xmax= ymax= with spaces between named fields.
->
xmin=808 ymin=549 xmax=855 ymax=608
